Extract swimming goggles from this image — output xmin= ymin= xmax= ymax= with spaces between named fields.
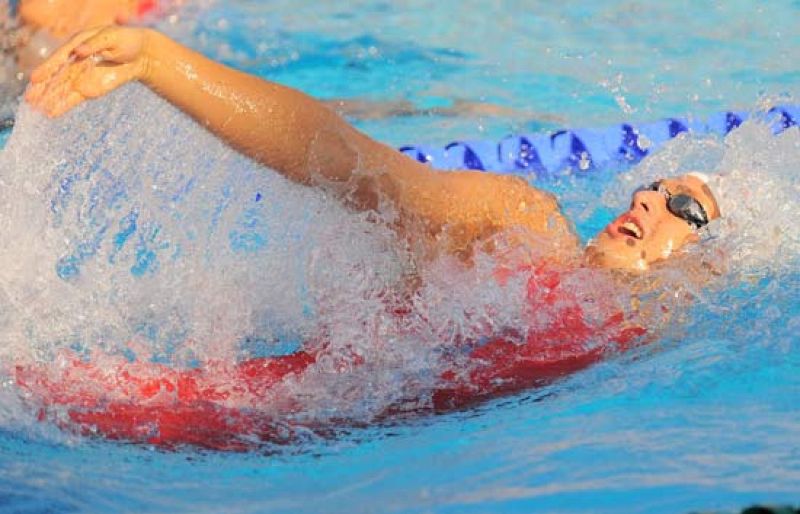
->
xmin=637 ymin=181 xmax=709 ymax=229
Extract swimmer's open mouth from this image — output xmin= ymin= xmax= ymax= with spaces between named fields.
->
xmin=618 ymin=219 xmax=644 ymax=239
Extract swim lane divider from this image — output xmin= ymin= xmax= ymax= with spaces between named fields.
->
xmin=399 ymin=105 xmax=799 ymax=176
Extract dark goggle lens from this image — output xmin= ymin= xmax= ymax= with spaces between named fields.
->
xmin=637 ymin=181 xmax=709 ymax=229
xmin=667 ymin=194 xmax=708 ymax=228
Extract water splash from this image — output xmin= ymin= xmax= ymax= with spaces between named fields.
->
xmin=604 ymin=114 xmax=800 ymax=277
xmin=0 ymin=84 xmax=412 ymax=365
xmin=0 ymin=84 xmax=567 ymax=433
xmin=3 ymin=83 xmax=797 ymax=445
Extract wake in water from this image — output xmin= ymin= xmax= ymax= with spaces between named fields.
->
xmin=0 ymin=83 xmax=798 ymax=448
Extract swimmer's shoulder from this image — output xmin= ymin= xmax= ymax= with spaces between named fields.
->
xmin=439 ymin=170 xmax=561 ymax=219
xmin=450 ymin=170 xmax=554 ymax=197
xmin=462 ymin=171 xmax=580 ymax=250
xmin=426 ymin=169 xmax=574 ymax=243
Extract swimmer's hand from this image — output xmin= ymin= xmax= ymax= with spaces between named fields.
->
xmin=25 ymin=26 xmax=151 ymax=117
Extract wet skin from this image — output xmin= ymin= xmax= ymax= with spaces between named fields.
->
xmin=24 ymin=26 xmax=721 ymax=274
xmin=586 ymin=174 xmax=721 ymax=271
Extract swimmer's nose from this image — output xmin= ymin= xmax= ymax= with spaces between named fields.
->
xmin=631 ymin=190 xmax=664 ymax=216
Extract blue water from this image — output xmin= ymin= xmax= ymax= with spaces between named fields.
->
xmin=1 ymin=1 xmax=799 ymax=513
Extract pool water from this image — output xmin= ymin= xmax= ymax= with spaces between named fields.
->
xmin=190 ymin=0 xmax=800 ymax=144
xmin=1 ymin=1 xmax=799 ymax=513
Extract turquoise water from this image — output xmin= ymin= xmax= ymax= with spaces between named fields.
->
xmin=1 ymin=1 xmax=799 ymax=513
xmin=190 ymin=0 xmax=800 ymax=144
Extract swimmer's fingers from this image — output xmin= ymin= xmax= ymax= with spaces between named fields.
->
xmin=74 ymin=66 xmax=138 ymax=100
xmin=25 ymin=61 xmax=75 ymax=111
xmin=24 ymin=80 xmax=46 ymax=105
xmin=26 ymin=26 xmax=148 ymax=116
xmin=29 ymin=58 xmax=99 ymax=117
xmin=35 ymin=68 xmax=128 ymax=118
xmin=29 ymin=27 xmax=104 ymax=84
xmin=49 ymin=63 xmax=141 ymax=117
xmin=34 ymin=65 xmax=84 ymax=117
xmin=71 ymin=26 xmax=147 ymax=66
xmin=43 ymin=91 xmax=85 ymax=119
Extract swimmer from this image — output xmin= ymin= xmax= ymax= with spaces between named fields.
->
xmin=17 ymin=27 xmax=729 ymax=447
xmin=25 ymin=26 xmax=722 ymax=276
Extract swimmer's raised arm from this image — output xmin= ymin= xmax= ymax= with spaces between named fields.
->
xmin=26 ymin=26 xmax=578 ymax=258
xmin=27 ymin=27 xmax=419 ymax=191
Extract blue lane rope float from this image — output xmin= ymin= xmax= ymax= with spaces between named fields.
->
xmin=399 ymin=105 xmax=799 ymax=176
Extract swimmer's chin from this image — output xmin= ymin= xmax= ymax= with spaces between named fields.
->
xmin=583 ymin=240 xmax=650 ymax=272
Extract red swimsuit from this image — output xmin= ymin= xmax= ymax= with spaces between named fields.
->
xmin=15 ymin=265 xmax=645 ymax=450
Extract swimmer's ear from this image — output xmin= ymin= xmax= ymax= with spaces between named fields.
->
xmin=685 ymin=233 xmax=700 ymax=244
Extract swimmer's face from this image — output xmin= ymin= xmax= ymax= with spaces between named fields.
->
xmin=585 ymin=174 xmax=720 ymax=271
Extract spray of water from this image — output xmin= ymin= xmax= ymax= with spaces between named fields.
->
xmin=1 ymin=82 xmax=796 ymax=443
xmin=605 ymin=115 xmax=800 ymax=278
xmin=0 ymin=84 xmax=565 ymax=433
